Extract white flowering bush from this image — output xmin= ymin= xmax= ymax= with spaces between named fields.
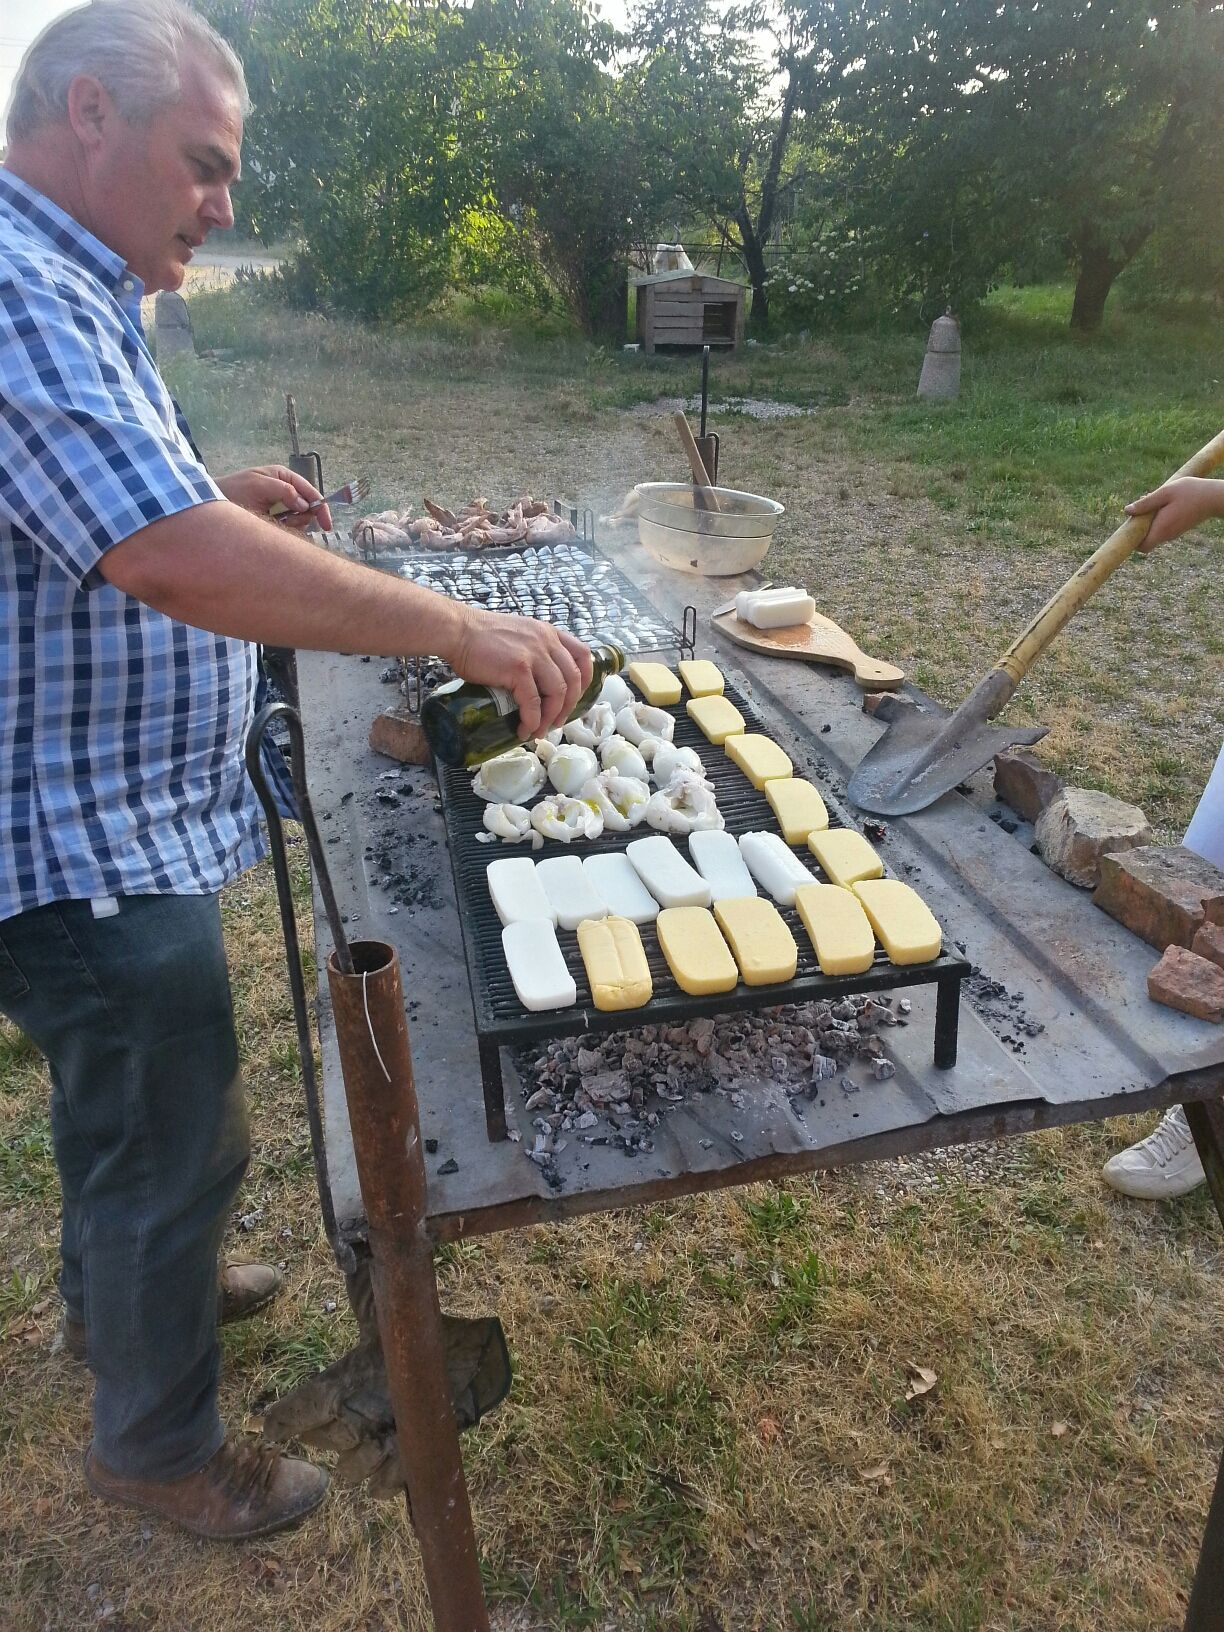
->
xmin=766 ymin=219 xmax=884 ymax=328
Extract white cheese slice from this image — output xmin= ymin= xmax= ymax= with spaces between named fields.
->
xmin=738 ymin=830 xmax=817 ymax=907
xmin=626 ymin=834 xmax=713 ymax=908
xmin=536 ymin=855 xmax=610 ymax=930
xmin=501 ymin=919 xmax=576 ymax=1011
xmin=487 ymin=857 xmax=555 ymax=926
xmin=582 ymin=853 xmax=660 ymax=924
xmin=688 ymin=830 xmax=758 ymax=902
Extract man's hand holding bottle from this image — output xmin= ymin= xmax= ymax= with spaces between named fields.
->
xmin=445 ymin=606 xmax=595 ymax=742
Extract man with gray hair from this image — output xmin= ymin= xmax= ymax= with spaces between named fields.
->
xmin=0 ymin=0 xmax=590 ymax=1540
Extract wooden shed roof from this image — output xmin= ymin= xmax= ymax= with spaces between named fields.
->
xmin=631 ymin=270 xmax=745 ymax=294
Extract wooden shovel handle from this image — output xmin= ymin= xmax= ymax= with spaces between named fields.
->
xmin=673 ymin=411 xmax=722 ymax=511
xmin=995 ymin=425 xmax=1224 ymax=689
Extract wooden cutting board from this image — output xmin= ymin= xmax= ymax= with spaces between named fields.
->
xmin=711 ymin=605 xmax=905 ymax=691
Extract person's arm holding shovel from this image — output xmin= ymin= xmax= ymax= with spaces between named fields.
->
xmin=1127 ymin=477 xmax=1224 ymax=549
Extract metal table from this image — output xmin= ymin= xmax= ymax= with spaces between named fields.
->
xmin=297 ymin=542 xmax=1224 ymax=1631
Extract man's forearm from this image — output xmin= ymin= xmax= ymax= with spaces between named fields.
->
xmin=100 ymin=499 xmax=471 ymax=659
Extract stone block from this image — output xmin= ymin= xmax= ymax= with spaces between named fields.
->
xmin=154 ymin=290 xmax=194 ymax=362
xmin=1147 ymin=945 xmax=1224 ymax=1023
xmin=369 ymin=704 xmax=432 ymax=766
xmin=993 ymin=749 xmax=1063 ymax=823
xmin=1034 ymin=787 xmax=1152 ymax=889
xmin=1191 ymin=920 xmax=1224 ymax=972
xmin=862 ymin=692 xmax=914 ymax=720
xmin=1093 ymin=845 xmax=1224 ymax=951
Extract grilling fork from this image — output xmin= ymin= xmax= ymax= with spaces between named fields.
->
xmin=271 ymin=474 xmax=369 ymax=520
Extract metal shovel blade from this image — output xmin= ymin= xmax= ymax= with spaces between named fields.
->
xmin=848 ymin=691 xmax=1048 ymax=816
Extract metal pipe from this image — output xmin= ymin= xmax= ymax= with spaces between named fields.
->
xmin=1185 ymin=1442 xmax=1224 ymax=1630
xmin=327 ymin=939 xmax=490 ymax=1632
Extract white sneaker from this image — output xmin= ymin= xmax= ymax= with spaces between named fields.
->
xmin=1102 ymin=1106 xmax=1205 ymax=1199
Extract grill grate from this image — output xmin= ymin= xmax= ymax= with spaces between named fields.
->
xmin=435 ymin=679 xmax=970 ymax=1138
xmin=394 ymin=540 xmax=688 ymax=658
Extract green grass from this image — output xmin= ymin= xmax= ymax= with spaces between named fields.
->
xmin=1 ymin=280 xmax=1220 ymax=1632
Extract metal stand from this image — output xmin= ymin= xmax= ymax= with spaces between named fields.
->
xmin=247 ymin=704 xmax=492 ymax=1632
xmin=328 ymin=941 xmax=490 ymax=1632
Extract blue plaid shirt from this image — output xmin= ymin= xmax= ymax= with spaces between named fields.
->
xmin=0 ymin=169 xmax=268 ymax=922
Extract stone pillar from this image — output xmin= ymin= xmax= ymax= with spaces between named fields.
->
xmin=154 ymin=290 xmax=194 ymax=363
xmin=917 ymin=312 xmax=960 ymax=401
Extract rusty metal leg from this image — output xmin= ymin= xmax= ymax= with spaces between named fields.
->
xmin=478 ymin=1037 xmax=508 ymax=1142
xmin=328 ymin=940 xmax=490 ymax=1632
xmin=1184 ymin=1098 xmax=1224 ymax=1227
xmin=1182 ymin=1097 xmax=1224 ymax=1632
xmin=1185 ymin=1448 xmax=1224 ymax=1632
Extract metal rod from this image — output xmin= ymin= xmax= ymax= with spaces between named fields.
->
xmin=243 ymin=704 xmax=340 ymax=1253
xmin=933 ymin=974 xmax=962 ymax=1069
xmin=478 ymin=1037 xmax=508 ymax=1142
xmin=286 ymin=392 xmax=301 ymax=458
xmin=327 ymin=940 xmax=490 ymax=1632
xmin=700 ymin=345 xmax=710 ymax=439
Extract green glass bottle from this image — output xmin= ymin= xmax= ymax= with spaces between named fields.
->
xmin=421 ymin=640 xmax=626 ymax=768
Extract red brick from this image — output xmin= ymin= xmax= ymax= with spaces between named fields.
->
xmin=1190 ymin=920 xmax=1224 ymax=972
xmin=1093 ymin=845 xmax=1224 ymax=951
xmin=993 ymin=749 xmax=1064 ymax=823
xmin=369 ymin=705 xmax=432 ymax=766
xmin=1147 ymin=945 xmax=1224 ymax=1023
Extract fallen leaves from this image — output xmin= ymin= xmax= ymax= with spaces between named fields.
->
xmin=904 ymin=1361 xmax=939 ymax=1402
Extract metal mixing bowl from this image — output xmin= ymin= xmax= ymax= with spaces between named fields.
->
xmin=635 ymin=482 xmax=784 ymax=576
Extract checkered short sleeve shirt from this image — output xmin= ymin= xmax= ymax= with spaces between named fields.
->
xmin=0 ymin=169 xmax=266 ymax=921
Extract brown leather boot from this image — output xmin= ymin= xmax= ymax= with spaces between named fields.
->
xmin=218 ymin=1259 xmax=282 ymax=1324
xmin=85 ymin=1437 xmax=328 ymax=1541
xmin=61 ymin=1259 xmax=283 ymax=1364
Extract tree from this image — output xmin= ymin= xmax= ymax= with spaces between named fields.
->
xmin=630 ymin=0 xmax=848 ymax=329
xmin=200 ymin=0 xmax=496 ymax=319
xmin=830 ymin=0 xmax=1224 ymax=329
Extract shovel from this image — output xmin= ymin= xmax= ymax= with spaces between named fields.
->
xmin=848 ymin=425 xmax=1224 ymax=816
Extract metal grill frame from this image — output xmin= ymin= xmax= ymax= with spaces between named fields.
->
xmin=436 ymin=679 xmax=970 ymax=1140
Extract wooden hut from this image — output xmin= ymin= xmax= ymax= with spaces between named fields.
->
xmin=632 ymin=270 xmax=746 ymax=354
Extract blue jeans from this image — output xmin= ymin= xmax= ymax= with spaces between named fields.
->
xmin=0 ymin=895 xmax=249 ymax=1479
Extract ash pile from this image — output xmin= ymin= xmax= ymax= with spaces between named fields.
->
xmin=515 ymin=992 xmax=911 ymax=1184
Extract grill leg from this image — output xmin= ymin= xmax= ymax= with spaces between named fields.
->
xmin=933 ymin=976 xmax=960 ymax=1070
xmin=479 ymin=1038 xmax=508 ymax=1142
xmin=1183 ymin=1097 xmax=1224 ymax=1631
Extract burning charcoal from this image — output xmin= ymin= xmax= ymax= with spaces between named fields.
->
xmin=872 ymin=1059 xmax=897 ymax=1081
xmin=524 ymin=1087 xmax=553 ymax=1111
xmin=812 ymin=1054 xmax=838 ymax=1081
xmin=898 ymin=998 xmax=912 ymax=1015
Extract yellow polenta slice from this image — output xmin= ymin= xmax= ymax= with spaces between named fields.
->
xmin=806 ymin=828 xmax=884 ymax=888
xmin=678 ymin=659 xmax=724 ymax=697
xmin=576 ymin=916 xmax=652 ymax=1011
xmin=627 ymin=661 xmax=682 ymax=706
xmin=713 ymin=897 xmax=797 ymax=985
xmin=655 ymin=906 xmax=739 ymax=995
xmin=764 ymin=777 xmax=829 ymax=844
xmin=794 ymin=883 xmax=876 ymax=976
xmin=725 ymin=732 xmax=793 ymax=790
xmin=852 ymin=878 xmax=942 ymax=965
xmin=686 ymin=694 xmax=746 ymax=744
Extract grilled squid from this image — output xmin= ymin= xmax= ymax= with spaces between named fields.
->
xmin=563 ymin=701 xmax=617 ymax=749
xmin=651 ymin=741 xmax=706 ymax=786
xmin=545 ymin=743 xmax=599 ymax=798
xmin=530 ymin=796 xmax=604 ymax=844
xmin=479 ymin=802 xmax=543 ymax=848
xmin=471 ymin=747 xmax=545 ymax=804
xmin=645 ymin=770 xmax=724 ymax=835
xmin=615 ymin=703 xmax=675 ymax=748
xmin=597 ymin=674 xmax=634 ymax=712
xmin=599 ymin=736 xmax=649 ymax=781
xmin=579 ymin=772 xmax=650 ymax=832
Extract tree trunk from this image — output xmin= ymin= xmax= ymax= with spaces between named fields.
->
xmin=1070 ymin=244 xmax=1121 ymax=332
xmin=737 ymin=205 xmax=770 ymax=330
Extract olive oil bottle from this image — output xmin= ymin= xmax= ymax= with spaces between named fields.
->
xmin=422 ymin=641 xmax=626 ymax=767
